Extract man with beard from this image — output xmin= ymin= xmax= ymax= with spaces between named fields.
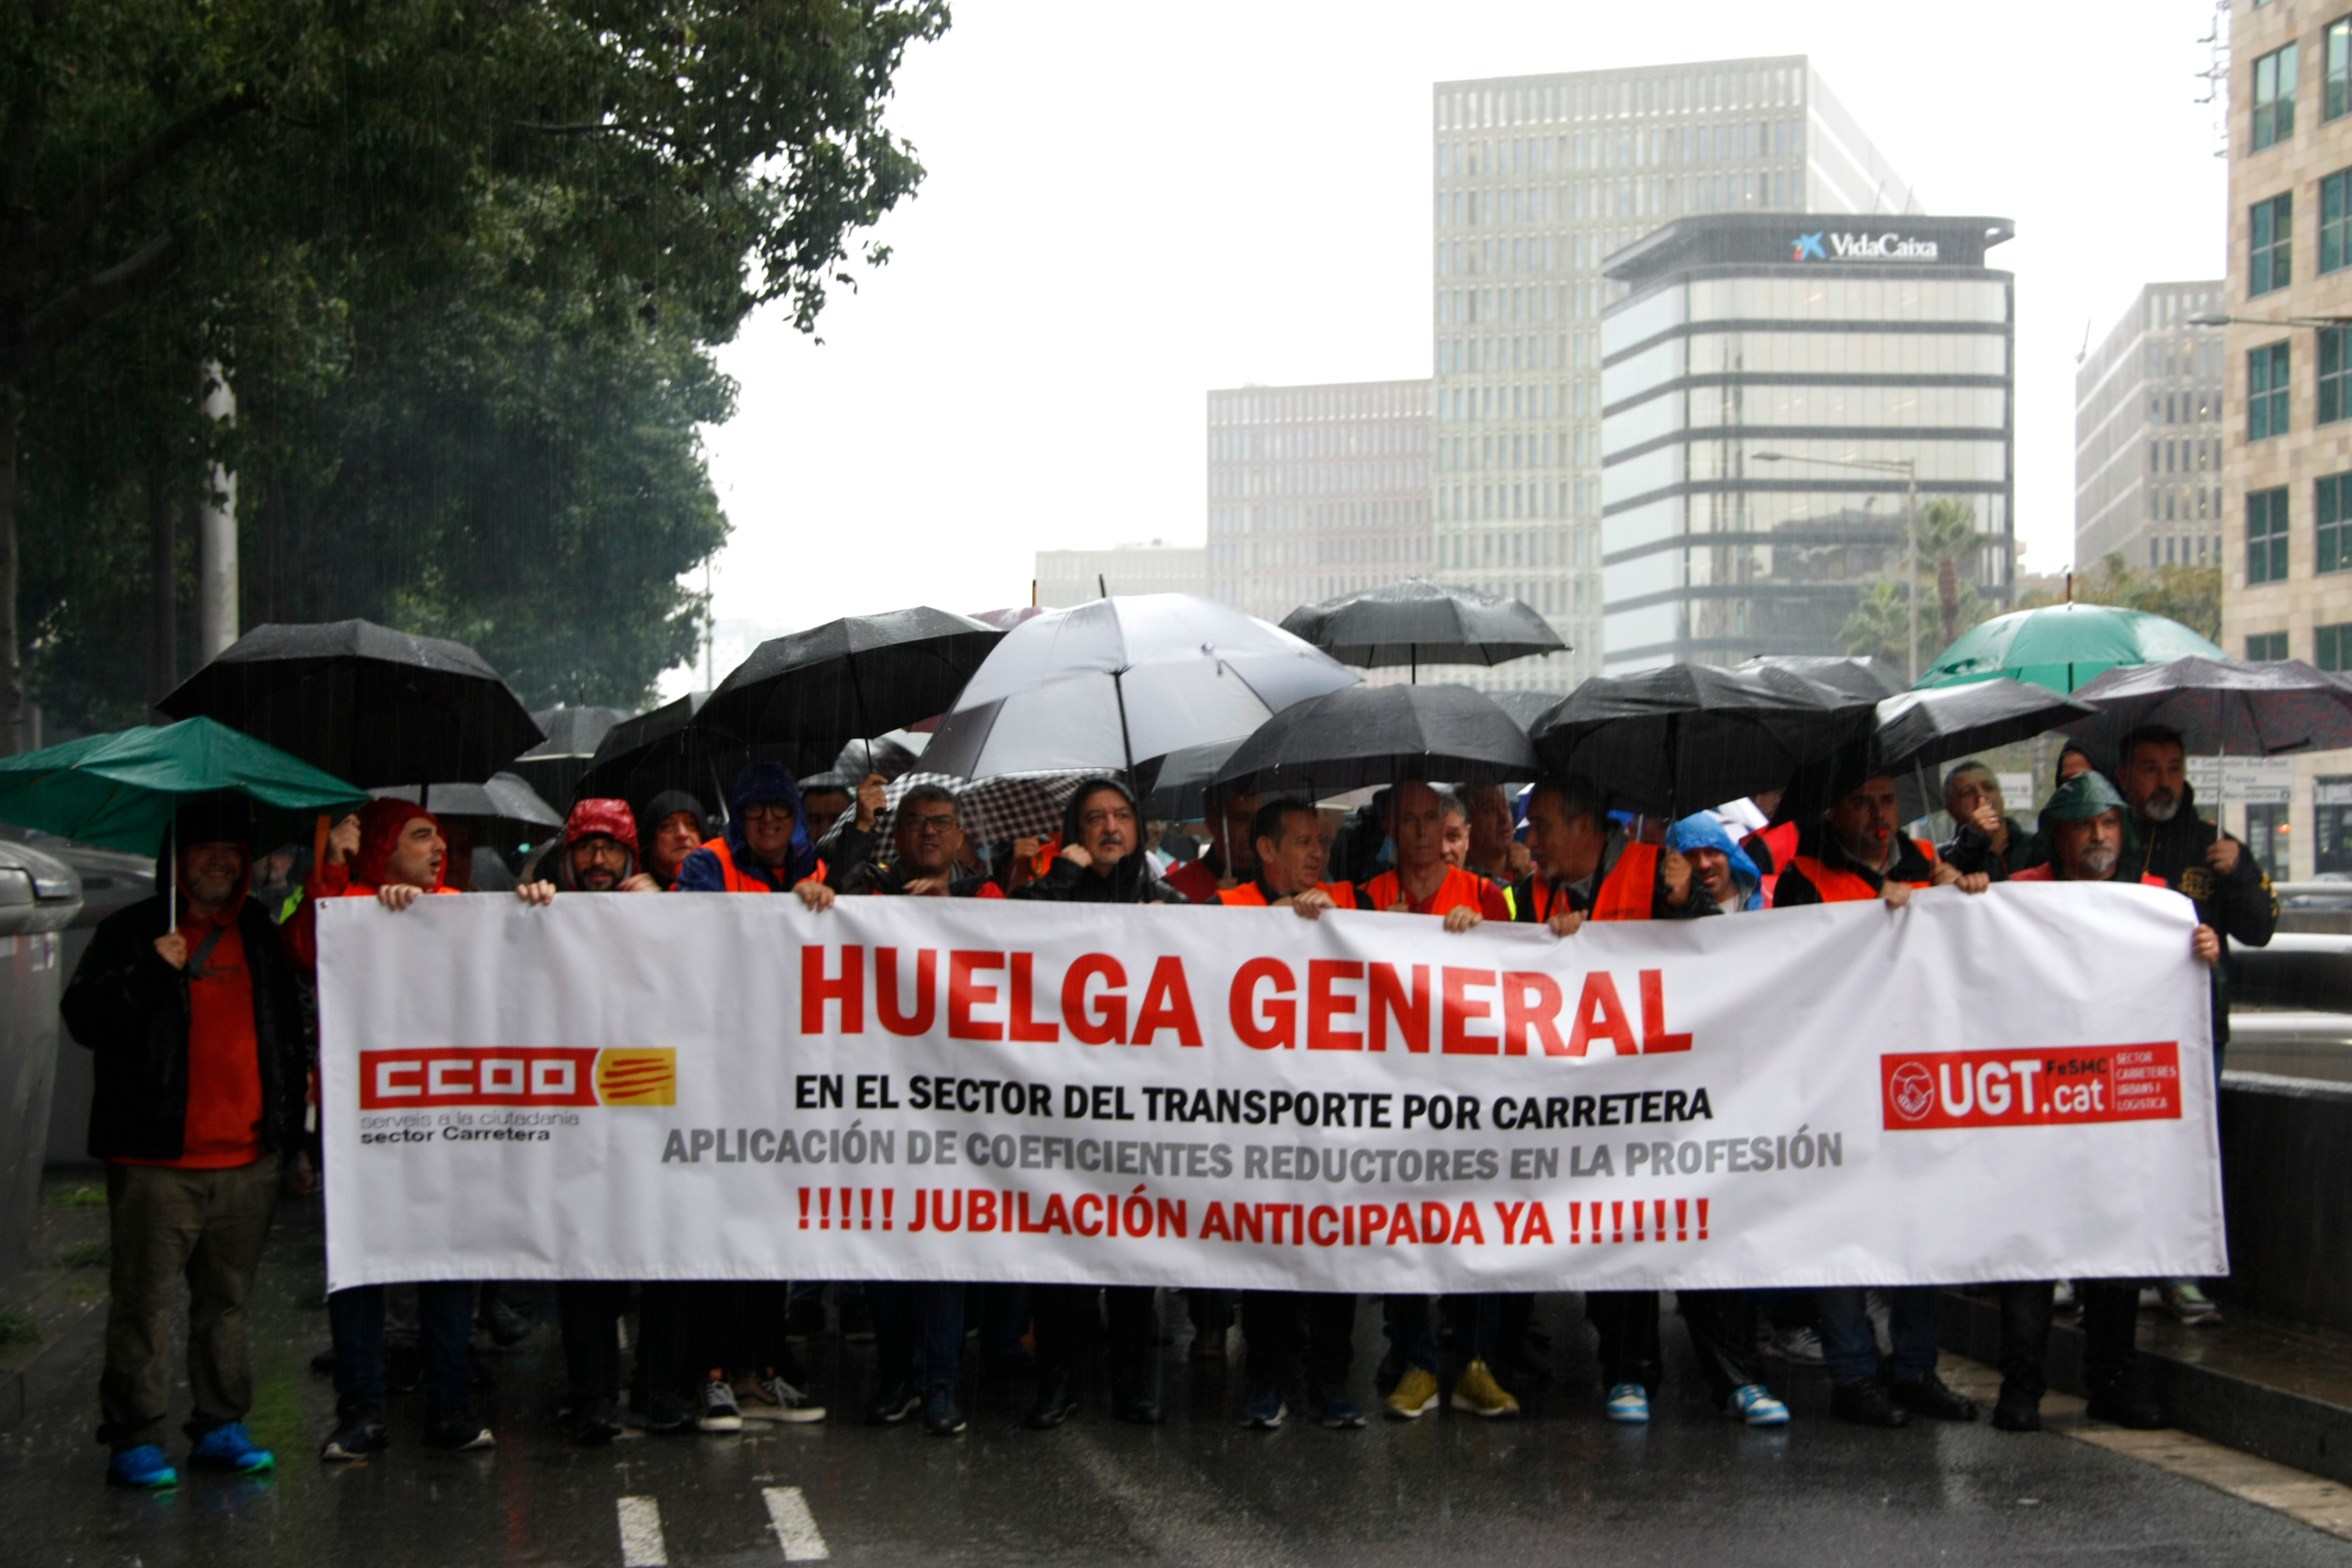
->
xmin=2114 ymin=724 xmax=2273 ymax=1324
xmin=1012 ymin=778 xmax=1185 ymax=1428
xmin=1995 ymin=771 xmax=2213 ymax=1428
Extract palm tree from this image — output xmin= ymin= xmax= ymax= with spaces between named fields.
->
xmin=1838 ymin=497 xmax=2002 ymax=672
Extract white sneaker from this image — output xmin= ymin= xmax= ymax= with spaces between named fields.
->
xmin=747 ymin=1373 xmax=827 ymax=1424
xmin=1766 ymin=1327 xmax=1825 ymax=1366
xmin=698 ymin=1375 xmax=743 ymax=1432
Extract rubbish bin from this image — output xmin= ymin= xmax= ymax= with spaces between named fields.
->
xmin=39 ymin=843 xmax=156 ymax=1178
xmin=0 ymin=841 xmax=83 ymax=1292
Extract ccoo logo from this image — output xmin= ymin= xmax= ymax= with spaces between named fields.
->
xmin=1888 ymin=1061 xmax=1935 ymax=1122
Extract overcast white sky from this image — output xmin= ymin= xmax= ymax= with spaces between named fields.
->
xmin=681 ymin=0 xmax=2229 ymax=679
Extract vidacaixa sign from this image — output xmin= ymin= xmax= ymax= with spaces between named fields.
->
xmin=1792 ymin=230 xmax=1941 ymax=262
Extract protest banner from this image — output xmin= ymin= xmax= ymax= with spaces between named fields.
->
xmin=318 ymin=882 xmax=2224 ymax=1293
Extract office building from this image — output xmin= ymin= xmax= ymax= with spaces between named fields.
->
xmin=1204 ymin=379 xmax=1434 ymax=625
xmin=1033 ymin=541 xmax=1207 ymax=609
xmin=1597 ymin=212 xmax=2016 ymax=672
xmin=2075 ymin=282 xmax=2226 ymax=575
xmin=2220 ymin=3 xmax=2352 ymax=877
xmin=1428 ymin=57 xmax=1916 ymax=688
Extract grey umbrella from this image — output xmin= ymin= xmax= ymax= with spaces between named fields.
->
xmin=372 ymin=771 xmax=565 ymax=856
xmin=511 ymin=706 xmax=630 ymax=810
xmin=1736 ymin=655 xmax=1903 ymax=701
xmin=1279 ymin=579 xmax=1565 ymax=682
xmin=922 ymin=594 xmax=1360 ymax=783
xmin=2061 ymin=656 xmax=2352 ymax=762
xmin=1211 ymin=683 xmax=1539 ymax=797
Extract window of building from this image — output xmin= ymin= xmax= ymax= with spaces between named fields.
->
xmin=2250 ymin=630 xmax=2290 ymax=661
xmin=2250 ymin=342 xmax=2291 ymax=439
xmin=2247 ymin=803 xmax=2290 ymax=876
xmin=2319 ymin=776 xmax=2352 ymax=873
xmin=2324 ymin=473 xmax=2352 ymax=572
xmin=2332 ymin=18 xmax=2352 ymax=121
xmin=2327 ymin=171 xmax=2352 ymax=273
xmin=2252 ymin=194 xmax=2293 ymax=295
xmin=2255 ymin=42 xmax=2300 ymax=150
xmin=2322 ymin=622 xmax=2352 ymax=671
xmin=2250 ymin=486 xmax=2291 ymax=583
xmin=2325 ymin=329 xmax=2352 ymax=424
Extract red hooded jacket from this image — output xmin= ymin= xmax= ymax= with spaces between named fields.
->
xmin=287 ymin=798 xmax=454 ymax=970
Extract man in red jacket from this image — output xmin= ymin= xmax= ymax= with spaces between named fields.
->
xmin=307 ymin=799 xmax=551 ymax=1463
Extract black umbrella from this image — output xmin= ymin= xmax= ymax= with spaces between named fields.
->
xmin=1874 ymin=678 xmax=2095 ymax=776
xmin=692 ymin=608 xmax=1004 ymax=778
xmin=1487 ymin=689 xmax=1570 ymax=732
xmin=372 ymin=772 xmax=565 ymax=857
xmin=2061 ymin=656 xmax=2352 ymax=762
xmin=510 ymin=705 xmax=630 ymax=810
xmin=1735 ymin=655 xmax=1902 ymax=701
xmin=159 ymin=619 xmax=543 ymax=788
xmin=575 ymin=692 xmax=749 ymax=820
xmin=1531 ymin=663 xmax=1875 ymax=819
xmin=1212 ymin=684 xmax=1538 ymax=798
xmin=1140 ymin=737 xmax=1246 ymax=820
xmin=1279 ymin=579 xmax=1566 ymax=681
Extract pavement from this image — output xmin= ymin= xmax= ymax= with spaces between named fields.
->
xmin=4 ymin=1184 xmax=2351 ymax=1568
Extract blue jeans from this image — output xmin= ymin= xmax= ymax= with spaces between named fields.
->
xmin=1816 ymin=1286 xmax=1941 ymax=1387
xmin=870 ymin=1282 xmax=964 ymax=1392
xmin=330 ymin=1281 xmax=473 ymax=1413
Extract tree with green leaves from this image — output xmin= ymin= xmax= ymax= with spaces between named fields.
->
xmin=2017 ymin=553 xmax=2221 ymax=641
xmin=1838 ymin=496 xmax=2003 ymax=674
xmin=3 ymin=0 xmax=948 ymax=739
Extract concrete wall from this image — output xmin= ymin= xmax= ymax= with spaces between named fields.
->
xmin=2215 ymin=1072 xmax=2352 ymax=1335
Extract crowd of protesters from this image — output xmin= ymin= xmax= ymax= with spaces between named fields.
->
xmin=58 ymin=720 xmax=2267 ymax=1486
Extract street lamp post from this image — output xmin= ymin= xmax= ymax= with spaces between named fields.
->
xmin=1753 ymin=450 xmax=1920 ymax=682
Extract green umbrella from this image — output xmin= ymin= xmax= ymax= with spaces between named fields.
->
xmin=1915 ymin=603 xmax=2224 ymax=694
xmin=0 ymin=717 xmax=367 ymax=854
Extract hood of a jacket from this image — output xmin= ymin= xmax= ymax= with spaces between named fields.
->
xmin=352 ymin=798 xmax=445 ymax=891
xmin=725 ymin=761 xmax=816 ymax=885
xmin=1057 ymin=776 xmax=1156 ymax=901
xmin=555 ymin=798 xmax=639 ymax=889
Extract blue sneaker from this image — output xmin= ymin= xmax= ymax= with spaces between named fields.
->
xmin=1728 ymin=1384 xmax=1791 ymax=1428
xmin=1604 ymin=1382 xmax=1651 ymax=1424
xmin=1240 ymin=1385 xmax=1287 ymax=1429
xmin=107 ymin=1444 xmax=178 ymax=1489
xmin=1317 ymin=1387 xmax=1366 ymax=1430
xmin=188 ymin=1422 xmax=276 ymax=1473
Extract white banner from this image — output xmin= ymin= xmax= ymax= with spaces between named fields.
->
xmin=318 ymin=883 xmax=2225 ymax=1293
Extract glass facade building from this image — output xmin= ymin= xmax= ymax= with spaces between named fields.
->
xmin=2073 ymin=282 xmax=2225 ymax=576
xmin=1598 ymin=213 xmax=2016 ymax=670
xmin=1427 ymin=57 xmax=1915 ymax=689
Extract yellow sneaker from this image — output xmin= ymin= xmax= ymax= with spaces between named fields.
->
xmin=1383 ymin=1365 xmax=1440 ymax=1420
xmin=1450 ymin=1358 xmax=1520 ymax=1418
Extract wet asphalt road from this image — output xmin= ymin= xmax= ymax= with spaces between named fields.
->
xmin=2 ymin=1196 xmax=2346 ymax=1568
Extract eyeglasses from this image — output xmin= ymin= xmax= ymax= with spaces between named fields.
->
xmin=744 ymin=803 xmax=795 ymax=823
xmin=903 ymin=813 xmax=959 ymax=833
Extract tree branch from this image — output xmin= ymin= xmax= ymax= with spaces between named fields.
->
xmin=17 ymin=231 xmax=186 ymax=371
xmin=38 ymin=86 xmax=260 ymax=263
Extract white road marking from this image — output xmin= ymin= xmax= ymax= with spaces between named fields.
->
xmin=616 ymin=1495 xmax=669 ymax=1567
xmin=763 ymin=1485 xmax=831 ymax=1561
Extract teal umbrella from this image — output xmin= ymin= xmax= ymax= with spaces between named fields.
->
xmin=0 ymin=717 xmax=367 ymax=855
xmin=1915 ymin=603 xmax=2224 ymax=694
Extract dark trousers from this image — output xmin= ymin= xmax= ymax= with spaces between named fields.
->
xmin=1242 ymin=1291 xmax=1355 ymax=1389
xmin=1385 ymin=1292 xmax=1499 ymax=1371
xmin=330 ymin=1280 xmax=473 ymax=1414
xmin=1817 ymin=1285 xmax=1941 ymax=1386
xmin=559 ymin=1282 xmax=630 ymax=1403
xmin=872 ymin=1282 xmax=965 ymax=1392
xmin=1031 ymin=1284 xmax=1157 ymax=1389
xmin=1998 ymin=1280 xmax=2141 ymax=1404
xmin=1585 ymin=1288 xmax=1761 ymax=1405
xmin=99 ymin=1155 xmax=281 ymax=1450
xmin=689 ymin=1281 xmax=794 ymax=1375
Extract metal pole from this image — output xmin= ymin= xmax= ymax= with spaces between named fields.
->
xmin=1905 ymin=463 xmax=1919 ymax=685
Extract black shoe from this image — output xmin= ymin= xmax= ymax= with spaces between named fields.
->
xmin=838 ymin=1295 xmax=875 ymax=1344
xmin=642 ymin=1390 xmax=695 ymax=1435
xmin=921 ymin=1385 xmax=967 ymax=1436
xmin=320 ymin=1409 xmax=389 ymax=1462
xmin=423 ymin=1404 xmax=495 ymax=1451
xmin=1991 ymin=1398 xmax=2041 ymax=1433
xmin=484 ymin=1297 xmax=533 ymax=1348
xmin=866 ymin=1380 xmax=921 ymax=1425
xmin=1831 ymin=1380 xmax=1910 ymax=1428
xmin=1888 ymin=1372 xmax=1979 ymax=1422
xmin=1024 ymin=1371 xmax=1080 ymax=1429
xmin=569 ymin=1397 xmax=624 ymax=1446
xmin=2085 ymin=1386 xmax=2166 ymax=1430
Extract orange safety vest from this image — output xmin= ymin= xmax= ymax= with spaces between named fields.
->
xmin=1525 ymin=843 xmax=1659 ymax=923
xmin=1787 ymin=839 xmax=1937 ymax=903
xmin=1745 ymin=821 xmax=1799 ymax=905
xmin=2008 ymin=865 xmax=2166 ymax=888
xmin=701 ymin=836 xmax=823 ymax=895
xmin=1216 ymin=880 xmax=1359 ymax=909
xmin=1364 ymin=864 xmax=1490 ymax=917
